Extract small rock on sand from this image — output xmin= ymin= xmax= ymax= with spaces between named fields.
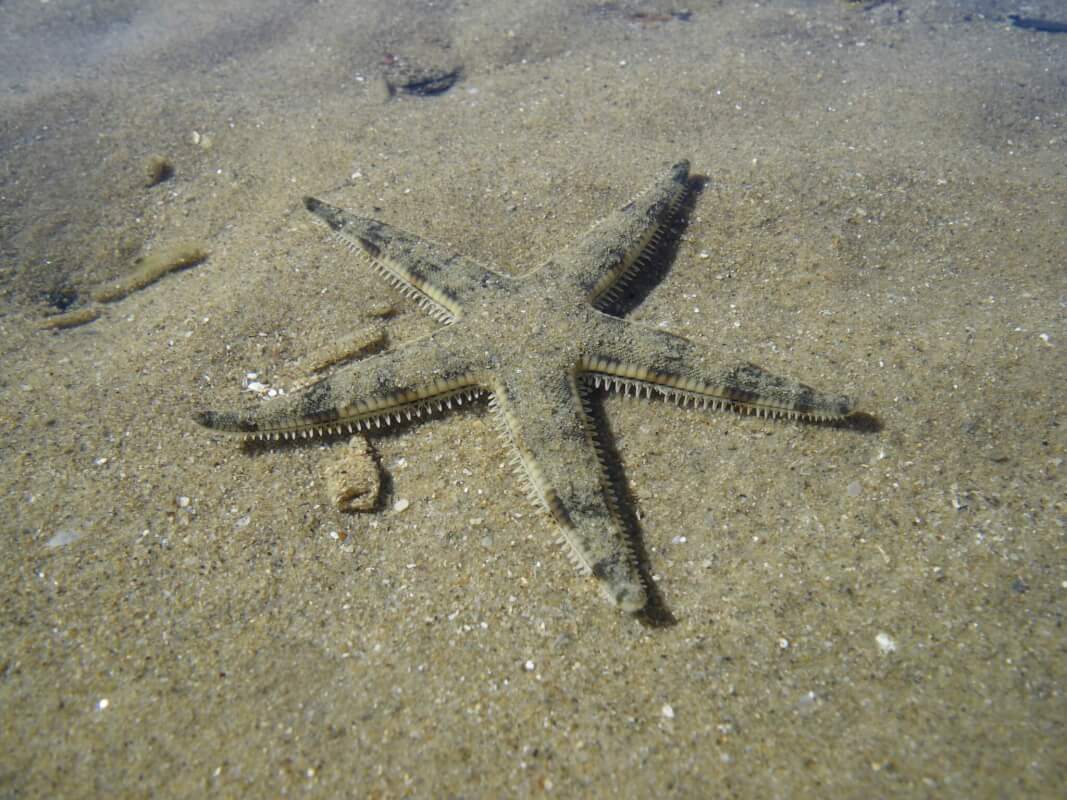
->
xmin=324 ymin=436 xmax=381 ymax=512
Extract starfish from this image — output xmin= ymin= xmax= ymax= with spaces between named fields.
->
xmin=196 ymin=160 xmax=855 ymax=613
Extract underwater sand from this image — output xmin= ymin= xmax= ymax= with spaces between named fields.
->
xmin=1 ymin=0 xmax=1064 ymax=796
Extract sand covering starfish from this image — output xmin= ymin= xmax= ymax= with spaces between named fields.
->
xmin=196 ymin=160 xmax=855 ymax=613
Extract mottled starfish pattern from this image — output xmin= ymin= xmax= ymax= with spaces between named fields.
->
xmin=197 ymin=160 xmax=855 ymax=613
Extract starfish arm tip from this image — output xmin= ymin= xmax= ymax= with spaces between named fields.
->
xmin=193 ymin=409 xmax=217 ymax=428
xmin=194 ymin=408 xmax=257 ymax=434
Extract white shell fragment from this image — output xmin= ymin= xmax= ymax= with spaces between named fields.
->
xmin=46 ymin=529 xmax=83 ymax=548
xmin=875 ymin=632 xmax=898 ymax=655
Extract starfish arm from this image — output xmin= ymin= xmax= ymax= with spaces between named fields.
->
xmin=553 ymin=160 xmax=690 ymax=307
xmin=196 ymin=325 xmax=487 ymax=440
xmin=584 ymin=315 xmax=855 ymax=422
xmin=488 ymin=370 xmax=647 ymax=612
xmin=304 ymin=197 xmax=510 ymax=324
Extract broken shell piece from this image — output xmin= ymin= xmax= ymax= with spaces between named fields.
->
xmin=324 ymin=436 xmax=381 ymax=512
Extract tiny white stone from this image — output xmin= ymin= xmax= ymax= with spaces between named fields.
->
xmin=177 ymin=496 xmax=191 ymax=508
xmin=876 ymin=632 xmax=897 ymax=654
xmin=661 ymin=703 xmax=675 ymax=719
xmin=97 ymin=698 xmax=109 ymax=711
xmin=778 ymin=638 xmax=790 ymax=650
xmin=94 ymin=457 xmax=108 ymax=466
xmin=524 ymin=660 xmax=535 ymax=672
xmin=393 ymin=498 xmax=410 ymax=512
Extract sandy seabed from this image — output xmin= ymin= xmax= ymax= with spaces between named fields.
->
xmin=1 ymin=0 xmax=1064 ymax=796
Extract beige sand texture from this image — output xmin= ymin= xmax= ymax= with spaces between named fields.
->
xmin=1 ymin=0 xmax=1064 ymax=796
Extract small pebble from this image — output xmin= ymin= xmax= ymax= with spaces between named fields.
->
xmin=324 ymin=437 xmax=381 ymax=512
xmin=366 ymin=302 xmax=397 ymax=318
xmin=177 ymin=496 xmax=191 ymax=508
xmin=143 ymin=154 xmax=174 ymax=187
xmin=661 ymin=704 xmax=675 ymax=720
xmin=875 ymin=632 xmax=897 ymax=654
xmin=393 ymin=498 xmax=410 ymax=513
